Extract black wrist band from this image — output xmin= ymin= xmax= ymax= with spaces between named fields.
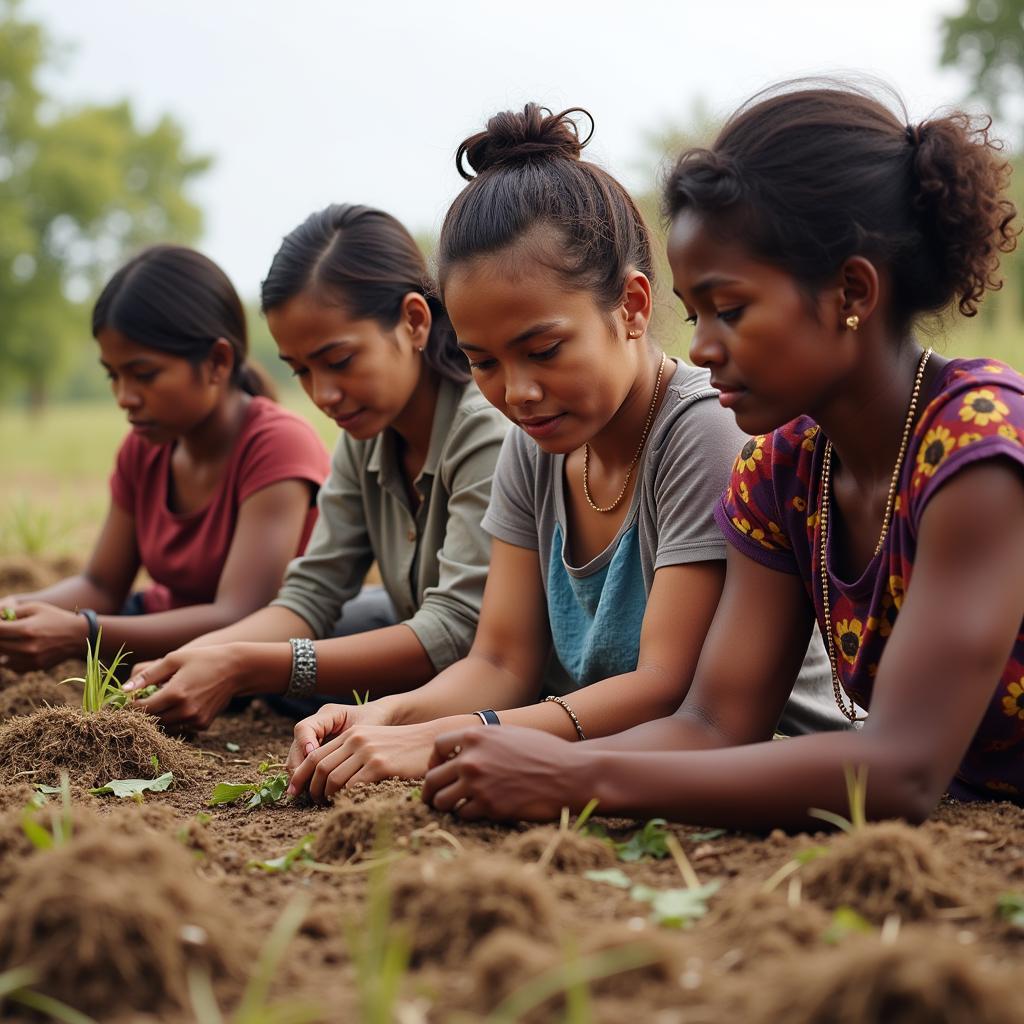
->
xmin=77 ymin=608 xmax=99 ymax=655
xmin=474 ymin=709 xmax=501 ymax=726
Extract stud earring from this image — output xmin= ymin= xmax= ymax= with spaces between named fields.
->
xmin=845 ymin=315 xmax=860 ymax=331
xmin=627 ymin=329 xmax=641 ymax=339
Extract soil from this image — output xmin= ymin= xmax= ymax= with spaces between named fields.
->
xmin=0 ymin=563 xmax=1022 ymax=1021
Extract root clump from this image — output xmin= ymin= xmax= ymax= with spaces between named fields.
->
xmin=0 ymin=703 xmax=203 ymax=789
xmin=751 ymin=931 xmax=1021 ymax=1024
xmin=0 ymin=826 xmax=248 ymax=1018
xmin=504 ymin=827 xmax=616 ymax=871
xmin=313 ymin=792 xmax=433 ymax=862
xmin=390 ymin=854 xmax=558 ymax=966
xmin=801 ymin=822 xmax=964 ymax=923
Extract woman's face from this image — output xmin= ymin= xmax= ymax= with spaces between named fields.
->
xmin=666 ymin=209 xmax=847 ymax=436
xmin=267 ymin=290 xmax=427 ymax=440
xmin=97 ymin=328 xmax=222 ymax=444
xmin=444 ymin=257 xmax=643 ymax=454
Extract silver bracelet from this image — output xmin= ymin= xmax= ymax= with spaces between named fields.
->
xmin=543 ymin=695 xmax=587 ymax=741
xmin=286 ymin=638 xmax=317 ymax=698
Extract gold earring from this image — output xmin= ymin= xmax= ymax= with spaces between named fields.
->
xmin=845 ymin=315 xmax=860 ymax=331
xmin=627 ymin=329 xmax=641 ymax=339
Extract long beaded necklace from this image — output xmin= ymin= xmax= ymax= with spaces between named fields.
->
xmin=583 ymin=352 xmax=668 ymax=514
xmin=818 ymin=347 xmax=933 ymax=723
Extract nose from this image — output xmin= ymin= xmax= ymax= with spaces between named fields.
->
xmin=114 ymin=379 xmax=142 ymax=410
xmin=688 ymin=320 xmax=726 ymax=371
xmin=504 ymin=365 xmax=543 ymax=409
xmin=309 ymin=370 xmax=342 ymax=412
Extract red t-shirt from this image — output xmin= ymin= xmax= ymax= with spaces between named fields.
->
xmin=109 ymin=396 xmax=330 ymax=612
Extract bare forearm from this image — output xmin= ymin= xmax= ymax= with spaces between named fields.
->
xmin=584 ymin=709 xmax=731 ymax=752
xmin=184 ymin=605 xmax=314 ymax=648
xmin=18 ymin=575 xmax=122 ymax=615
xmin=385 ymin=652 xmax=539 ymax=726
xmin=312 ymin=624 xmax=435 ymax=699
xmin=571 ymin=731 xmax=932 ymax=830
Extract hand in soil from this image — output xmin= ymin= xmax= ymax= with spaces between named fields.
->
xmin=289 ymin=718 xmax=462 ymax=803
xmin=285 ymin=700 xmax=394 ymax=785
xmin=423 ymin=724 xmax=586 ymax=821
xmin=0 ymin=600 xmax=88 ymax=671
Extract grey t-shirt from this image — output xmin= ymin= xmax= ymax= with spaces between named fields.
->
xmin=482 ymin=359 xmax=846 ymax=735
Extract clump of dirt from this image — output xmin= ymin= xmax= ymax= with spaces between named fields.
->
xmin=313 ymin=791 xmax=433 ymax=862
xmin=800 ymin=822 xmax=965 ymax=923
xmin=390 ymin=855 xmax=559 ymax=966
xmin=698 ymin=881 xmax=833 ymax=961
xmin=0 ymin=826 xmax=249 ymax=1018
xmin=750 ymin=931 xmax=1022 ymax=1024
xmin=504 ymin=827 xmax=616 ymax=871
xmin=0 ymin=554 xmax=67 ymax=594
xmin=0 ymin=703 xmax=203 ymax=789
xmin=0 ymin=674 xmax=69 ymax=720
xmin=0 ymin=782 xmax=47 ymax=815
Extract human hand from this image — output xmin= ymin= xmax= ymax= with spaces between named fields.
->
xmin=287 ymin=715 xmax=473 ymax=803
xmin=284 ymin=701 xmax=389 ymax=780
xmin=422 ymin=725 xmax=590 ymax=822
xmin=129 ymin=643 xmax=249 ymax=732
xmin=0 ymin=601 xmax=88 ymax=671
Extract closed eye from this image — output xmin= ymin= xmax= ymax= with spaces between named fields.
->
xmin=529 ymin=342 xmax=562 ymax=362
xmin=468 ymin=358 xmax=497 ymax=371
xmin=327 ymin=355 xmax=353 ymax=371
xmin=718 ymin=306 xmax=744 ymax=323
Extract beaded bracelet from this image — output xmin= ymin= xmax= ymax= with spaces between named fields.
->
xmin=286 ymin=638 xmax=317 ymax=698
xmin=544 ymin=695 xmax=587 ymax=741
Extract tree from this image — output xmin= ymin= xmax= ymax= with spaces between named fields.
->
xmin=0 ymin=0 xmax=211 ymax=408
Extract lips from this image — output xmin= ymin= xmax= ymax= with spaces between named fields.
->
xmin=515 ymin=413 xmax=565 ymax=440
xmin=332 ymin=408 xmax=366 ymax=428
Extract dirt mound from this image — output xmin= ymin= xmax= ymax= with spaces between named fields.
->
xmin=751 ymin=931 xmax=1022 ymax=1024
xmin=390 ymin=855 xmax=558 ymax=966
xmin=503 ymin=827 xmax=616 ymax=871
xmin=0 ymin=674 xmax=69 ymax=720
xmin=0 ymin=703 xmax=203 ymax=789
xmin=800 ymin=822 xmax=965 ymax=923
xmin=0 ymin=826 xmax=248 ymax=1018
xmin=0 ymin=554 xmax=72 ymax=594
xmin=313 ymin=791 xmax=434 ymax=862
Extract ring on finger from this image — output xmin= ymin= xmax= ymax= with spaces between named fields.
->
xmin=453 ymin=796 xmax=469 ymax=812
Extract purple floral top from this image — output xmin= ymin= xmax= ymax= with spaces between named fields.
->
xmin=716 ymin=358 xmax=1024 ymax=803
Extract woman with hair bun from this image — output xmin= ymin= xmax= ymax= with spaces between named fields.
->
xmin=423 ymin=81 xmax=1024 ymax=825
xmin=123 ymin=206 xmax=508 ymax=732
xmin=285 ymin=105 xmax=843 ymax=801
xmin=0 ymin=245 xmax=330 ymax=670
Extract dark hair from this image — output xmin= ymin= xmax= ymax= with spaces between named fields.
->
xmin=438 ymin=104 xmax=654 ymax=309
xmin=663 ymin=80 xmax=1018 ymax=326
xmin=261 ymin=204 xmax=469 ymax=385
xmin=92 ymin=245 xmax=273 ymax=398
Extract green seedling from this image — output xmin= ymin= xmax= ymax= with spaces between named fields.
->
xmin=822 ymin=906 xmax=874 ymax=944
xmin=616 ymin=818 xmax=671 ymax=862
xmin=89 ymin=771 xmax=174 ymax=799
xmin=0 ymin=606 xmax=16 ymax=621
xmin=689 ymin=828 xmax=727 ymax=842
xmin=188 ymin=896 xmax=321 ymax=1024
xmin=352 ymin=688 xmax=371 ymax=705
xmin=248 ymin=834 xmax=317 ymax=873
xmin=209 ymin=762 xmax=289 ymax=810
xmin=23 ymin=771 xmax=73 ymax=849
xmin=0 ymin=967 xmax=94 ymax=1024
xmin=761 ymin=844 xmax=830 ymax=894
xmin=583 ymin=867 xmax=632 ymax=889
xmin=997 ymin=892 xmax=1024 ymax=929
xmin=60 ymin=630 xmax=137 ymax=713
xmin=809 ymin=763 xmax=869 ymax=833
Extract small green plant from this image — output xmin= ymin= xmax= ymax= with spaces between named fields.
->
xmin=60 ymin=631 xmax=142 ymax=712
xmin=615 ymin=818 xmax=671 ymax=862
xmin=209 ymin=762 xmax=289 ymax=810
xmin=0 ymin=606 xmax=16 ymax=621
xmin=809 ymin=764 xmax=869 ymax=833
xmin=23 ymin=772 xmax=73 ymax=849
xmin=997 ymin=892 xmax=1024 ymax=929
xmin=0 ymin=967 xmax=94 ymax=1024
xmin=188 ymin=896 xmax=321 ymax=1024
xmin=247 ymin=835 xmax=317 ymax=874
xmin=4 ymin=495 xmax=66 ymax=557
xmin=352 ymin=688 xmax=371 ymax=705
xmin=822 ymin=906 xmax=874 ymax=944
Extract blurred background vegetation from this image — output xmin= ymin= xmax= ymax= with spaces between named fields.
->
xmin=1 ymin=0 xmax=1022 ymax=555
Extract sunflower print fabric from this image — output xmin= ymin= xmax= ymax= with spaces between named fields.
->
xmin=715 ymin=358 xmax=1024 ymax=803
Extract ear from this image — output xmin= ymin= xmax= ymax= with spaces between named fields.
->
xmin=619 ymin=270 xmax=654 ymax=339
xmin=205 ymin=338 xmax=236 ymax=384
xmin=836 ymin=256 xmax=880 ymax=328
xmin=399 ymin=292 xmax=432 ymax=351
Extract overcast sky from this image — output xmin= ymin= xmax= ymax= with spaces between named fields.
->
xmin=29 ymin=0 xmax=971 ymax=298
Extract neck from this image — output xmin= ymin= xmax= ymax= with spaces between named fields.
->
xmin=180 ymin=389 xmax=250 ymax=462
xmin=390 ymin=368 xmax=441 ymax=466
xmin=815 ymin=342 xmax=932 ymax=485
xmin=587 ymin=347 xmax=669 ymax=467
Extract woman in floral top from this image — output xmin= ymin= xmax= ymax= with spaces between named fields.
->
xmin=419 ymin=82 xmax=1024 ymax=829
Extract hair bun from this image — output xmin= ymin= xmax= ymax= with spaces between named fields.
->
xmin=456 ymin=103 xmax=593 ymax=180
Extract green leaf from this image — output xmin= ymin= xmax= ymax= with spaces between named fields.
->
xmin=20 ymin=810 xmax=54 ymax=850
xmin=0 ymin=607 xmax=16 ymax=621
xmin=209 ymin=782 xmax=256 ymax=806
xmin=248 ymin=835 xmax=317 ymax=873
xmin=33 ymin=784 xmax=63 ymax=795
xmin=823 ymin=906 xmax=874 ymax=944
xmin=90 ymin=771 xmax=174 ymax=798
xmin=629 ymin=881 xmax=720 ymax=928
xmin=225 ymin=742 xmax=240 ymax=753
xmin=209 ymin=772 xmax=289 ymax=810
xmin=583 ymin=868 xmax=632 ymax=889
xmin=616 ymin=818 xmax=670 ymax=862
xmin=688 ymin=828 xmax=726 ymax=842
xmin=795 ymin=845 xmax=830 ymax=864
xmin=997 ymin=892 xmax=1024 ymax=929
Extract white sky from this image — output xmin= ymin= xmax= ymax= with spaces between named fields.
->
xmin=29 ymin=0 xmax=970 ymax=299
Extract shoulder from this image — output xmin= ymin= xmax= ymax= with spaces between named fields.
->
xmin=112 ymin=429 xmax=167 ymax=478
xmin=241 ymin=397 xmax=327 ymax=447
xmin=234 ymin=397 xmax=331 ymax=486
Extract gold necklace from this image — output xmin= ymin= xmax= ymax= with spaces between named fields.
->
xmin=583 ymin=352 xmax=668 ymax=514
xmin=818 ymin=347 xmax=933 ymax=722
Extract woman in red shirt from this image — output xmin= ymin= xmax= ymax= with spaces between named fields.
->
xmin=0 ymin=245 xmax=330 ymax=670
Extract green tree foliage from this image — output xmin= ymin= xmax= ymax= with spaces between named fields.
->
xmin=940 ymin=0 xmax=1024 ymax=115
xmin=0 ymin=0 xmax=210 ymax=407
